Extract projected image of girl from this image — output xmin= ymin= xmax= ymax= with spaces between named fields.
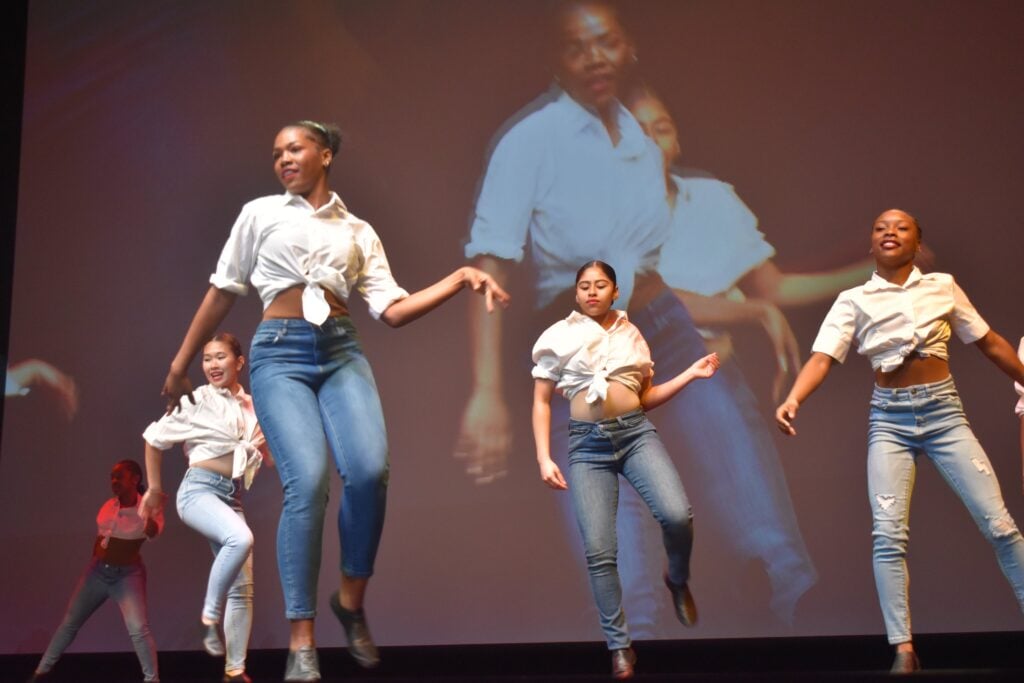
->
xmin=460 ymin=0 xmax=815 ymax=631
xmin=532 ymin=260 xmax=719 ymax=678
xmin=776 ymin=209 xmax=1024 ymax=674
xmin=141 ymin=333 xmax=266 ymax=683
xmin=161 ymin=121 xmax=509 ymax=682
xmin=30 ymin=460 xmax=162 ymax=682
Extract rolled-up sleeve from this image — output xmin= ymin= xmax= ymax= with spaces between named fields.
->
xmin=465 ymin=124 xmax=540 ymax=262
xmin=531 ymin=325 xmax=566 ymax=382
xmin=142 ymin=400 xmax=200 ymax=451
xmin=949 ymin=280 xmax=990 ymax=343
xmin=354 ymin=224 xmax=409 ymax=320
xmin=811 ymin=294 xmax=857 ymax=363
xmin=209 ymin=204 xmax=258 ymax=295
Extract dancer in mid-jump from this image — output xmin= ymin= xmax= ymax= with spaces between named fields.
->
xmin=142 ymin=332 xmax=266 ymax=683
xmin=776 ymin=209 xmax=1024 ymax=673
xmin=161 ymin=120 xmax=508 ymax=682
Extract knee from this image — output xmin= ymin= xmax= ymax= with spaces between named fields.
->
xmin=345 ymin=458 xmax=390 ymax=493
xmin=982 ymin=512 xmax=1022 ymax=545
xmin=226 ymin=528 xmax=254 ymax=555
xmin=871 ymin=517 xmax=909 ymax=558
xmin=659 ymin=506 xmax=693 ymax=536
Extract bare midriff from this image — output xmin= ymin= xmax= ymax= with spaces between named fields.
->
xmin=874 ymin=354 xmax=951 ymax=388
xmin=263 ymin=285 xmax=349 ymax=320
xmin=191 ymin=452 xmax=235 ymax=478
xmin=92 ymin=536 xmax=146 ymax=565
xmin=569 ymin=380 xmax=642 ymax=422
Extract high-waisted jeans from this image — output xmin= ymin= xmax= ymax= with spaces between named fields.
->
xmin=867 ymin=375 xmax=1024 ymax=643
xmin=37 ymin=558 xmax=159 ymax=681
xmin=249 ymin=316 xmax=389 ymax=620
xmin=566 ymin=409 xmax=693 ymax=650
xmin=176 ymin=466 xmax=254 ymax=672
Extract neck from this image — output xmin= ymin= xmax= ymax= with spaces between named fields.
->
xmin=876 ymin=261 xmax=916 ymax=286
xmin=118 ymin=491 xmax=139 ymax=507
xmin=587 ymin=309 xmax=617 ymax=329
xmin=302 ymin=185 xmax=331 ymax=210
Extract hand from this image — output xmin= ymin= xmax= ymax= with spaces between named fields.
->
xmin=139 ymin=488 xmax=167 ymax=524
xmin=687 ymin=352 xmax=720 ymax=380
xmin=759 ymin=303 xmax=802 ymax=404
xmin=538 ymin=457 xmax=568 ymax=490
xmin=775 ymin=398 xmax=800 ymax=436
xmin=454 ymin=389 xmax=510 ymax=484
xmin=7 ymin=359 xmax=78 ymax=419
xmin=461 ymin=267 xmax=511 ymax=313
xmin=162 ymin=369 xmax=195 ymax=414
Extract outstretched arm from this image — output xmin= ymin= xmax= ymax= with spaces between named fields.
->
xmin=379 ymin=266 xmax=509 ymax=328
xmin=739 ymin=259 xmax=875 ymax=307
xmin=640 ymin=353 xmax=720 ymax=412
xmin=973 ymin=330 xmax=1024 ymax=386
xmin=532 ymin=379 xmax=567 ymax=490
xmin=455 ymin=256 xmax=514 ymax=484
xmin=164 ymin=286 xmax=237 ymax=412
xmin=775 ymin=352 xmax=836 ymax=436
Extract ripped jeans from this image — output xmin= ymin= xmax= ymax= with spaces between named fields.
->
xmin=867 ymin=375 xmax=1024 ymax=644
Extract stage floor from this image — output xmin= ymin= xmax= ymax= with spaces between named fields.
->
xmin=3 ymin=632 xmax=1022 ymax=682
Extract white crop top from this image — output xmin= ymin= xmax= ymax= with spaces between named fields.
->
xmin=811 ymin=268 xmax=990 ymax=372
xmin=532 ymin=310 xmax=653 ymax=403
xmin=210 ymin=192 xmax=409 ymax=324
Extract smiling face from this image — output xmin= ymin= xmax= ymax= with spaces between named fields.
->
xmin=575 ymin=264 xmax=619 ymax=321
xmin=871 ymin=209 xmax=921 ymax=269
xmin=628 ymin=93 xmax=681 ymax=170
xmin=555 ymin=3 xmax=634 ymax=112
xmin=272 ymin=126 xmax=332 ymax=198
xmin=202 ymin=340 xmax=244 ymax=392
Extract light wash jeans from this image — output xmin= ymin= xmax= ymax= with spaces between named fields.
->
xmin=629 ymin=290 xmax=816 ymax=622
xmin=566 ymin=409 xmax=693 ymax=650
xmin=867 ymin=375 xmax=1024 ymax=644
xmin=176 ymin=466 xmax=254 ymax=673
xmin=37 ymin=557 xmax=159 ymax=681
xmin=249 ymin=316 xmax=389 ymax=620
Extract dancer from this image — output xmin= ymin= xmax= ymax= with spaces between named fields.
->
xmin=30 ymin=460 xmax=162 ymax=682
xmin=141 ymin=333 xmax=265 ymax=683
xmin=775 ymin=209 xmax=1024 ymax=673
xmin=161 ymin=120 xmax=508 ymax=682
xmin=461 ymin=0 xmax=815 ymax=627
xmin=532 ymin=260 xmax=719 ymax=679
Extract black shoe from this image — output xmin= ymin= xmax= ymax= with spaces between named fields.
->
xmin=329 ymin=590 xmax=380 ymax=669
xmin=890 ymin=650 xmax=921 ymax=674
xmin=664 ymin=574 xmax=698 ymax=626
xmin=222 ymin=673 xmax=251 ymax=683
xmin=611 ymin=647 xmax=636 ymax=680
xmin=284 ymin=646 xmax=320 ymax=682
xmin=202 ymin=622 xmax=225 ymax=657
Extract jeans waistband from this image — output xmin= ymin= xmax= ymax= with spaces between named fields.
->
xmin=871 ymin=375 xmax=955 ymax=401
xmin=184 ymin=465 xmax=238 ymax=487
xmin=569 ymin=408 xmax=646 ymax=430
xmin=256 ymin=315 xmax=355 ymax=335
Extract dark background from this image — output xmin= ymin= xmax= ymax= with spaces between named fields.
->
xmin=2 ymin=0 xmax=1022 ymax=654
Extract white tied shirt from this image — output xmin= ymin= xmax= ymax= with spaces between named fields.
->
xmin=97 ymin=496 xmax=163 ymax=549
xmin=532 ymin=310 xmax=653 ymax=403
xmin=211 ymin=192 xmax=409 ymax=325
xmin=143 ymin=384 xmax=265 ymax=489
xmin=465 ymin=89 xmax=670 ymax=309
xmin=811 ymin=268 xmax=990 ymax=372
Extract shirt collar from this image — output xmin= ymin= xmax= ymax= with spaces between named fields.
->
xmin=555 ymin=90 xmax=648 ymax=158
xmin=281 ymin=190 xmax=348 ymax=216
xmin=566 ymin=309 xmax=629 ymax=329
xmin=864 ymin=266 xmax=923 ymax=293
xmin=209 ymin=384 xmax=252 ymax=404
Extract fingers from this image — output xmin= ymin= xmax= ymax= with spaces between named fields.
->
xmin=774 ymin=406 xmax=797 ymax=436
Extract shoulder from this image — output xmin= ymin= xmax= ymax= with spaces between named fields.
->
xmin=239 ymin=194 xmax=287 ymax=215
xmin=918 ymin=271 xmax=955 ymax=287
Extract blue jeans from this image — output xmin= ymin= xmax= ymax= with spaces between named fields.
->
xmin=249 ymin=316 xmax=389 ymax=620
xmin=176 ymin=467 xmax=254 ymax=672
xmin=867 ymin=376 xmax=1024 ymax=644
xmin=37 ymin=558 xmax=159 ymax=681
xmin=627 ymin=290 xmax=817 ymax=622
xmin=566 ymin=410 xmax=693 ymax=650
